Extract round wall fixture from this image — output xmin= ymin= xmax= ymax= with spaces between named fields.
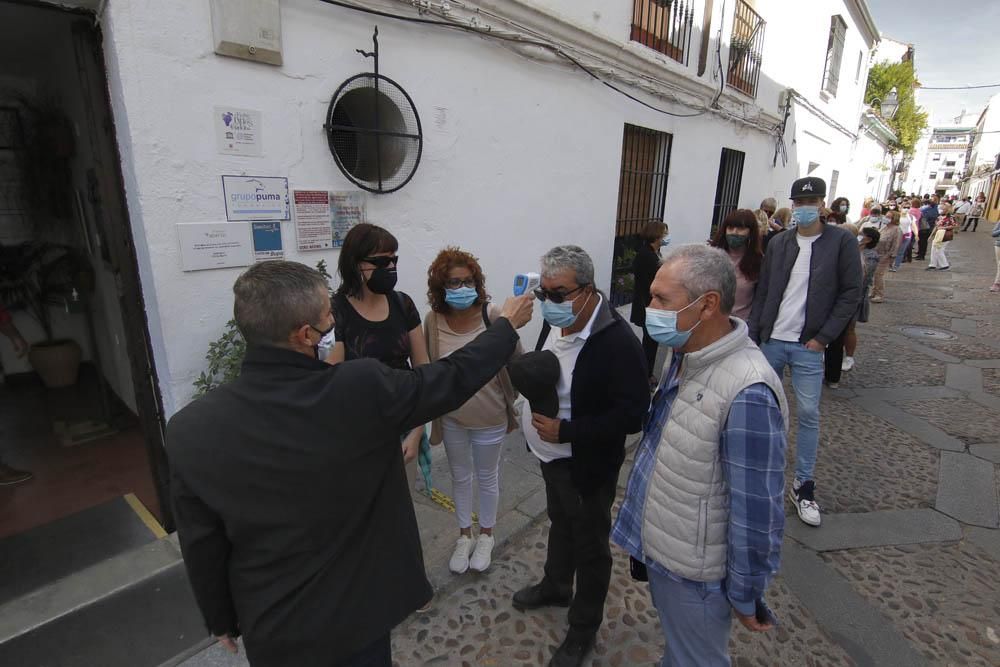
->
xmin=324 ymin=73 xmax=422 ymax=194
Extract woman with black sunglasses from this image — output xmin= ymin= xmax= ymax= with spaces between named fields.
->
xmin=328 ymin=223 xmax=430 ymax=470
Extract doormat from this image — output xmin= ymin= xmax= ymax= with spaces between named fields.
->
xmin=52 ymin=420 xmax=119 ymax=447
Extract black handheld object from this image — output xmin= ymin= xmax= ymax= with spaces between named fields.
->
xmin=629 ymin=556 xmax=649 ymax=582
xmin=755 ymin=598 xmax=779 ymax=627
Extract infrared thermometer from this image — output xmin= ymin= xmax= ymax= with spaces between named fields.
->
xmin=513 ymin=272 xmax=540 ymax=296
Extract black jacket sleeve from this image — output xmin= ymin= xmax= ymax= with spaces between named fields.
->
xmin=558 ymin=326 xmax=649 ymax=443
xmin=170 ymin=466 xmax=239 ymax=638
xmin=815 ymin=233 xmax=863 ymax=345
xmin=747 ymin=245 xmax=774 ymax=344
xmin=376 ymin=318 xmax=521 ymax=431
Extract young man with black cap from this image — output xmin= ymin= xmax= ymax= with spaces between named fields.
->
xmin=748 ymin=177 xmax=862 ymax=527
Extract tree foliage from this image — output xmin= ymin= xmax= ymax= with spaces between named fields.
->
xmin=864 ymin=60 xmax=928 ymax=155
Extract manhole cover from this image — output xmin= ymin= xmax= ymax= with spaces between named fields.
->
xmin=899 ymin=326 xmax=957 ymax=341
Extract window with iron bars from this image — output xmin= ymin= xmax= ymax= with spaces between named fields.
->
xmin=611 ymin=124 xmax=672 ymax=307
xmin=726 ymin=0 xmax=765 ymax=98
xmin=630 ymin=0 xmax=695 ymax=65
xmin=821 ymin=16 xmax=847 ymax=97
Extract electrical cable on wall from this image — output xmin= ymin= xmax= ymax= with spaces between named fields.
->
xmin=315 ymin=0 xmax=782 ymax=133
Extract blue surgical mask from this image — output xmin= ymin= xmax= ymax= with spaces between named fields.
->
xmin=792 ymin=206 xmax=820 ymax=228
xmin=445 ymin=286 xmax=478 ymax=310
xmin=661 ymin=236 xmax=672 ymax=248
xmin=644 ymin=295 xmax=705 ymax=348
xmin=541 ymin=292 xmax=591 ymax=329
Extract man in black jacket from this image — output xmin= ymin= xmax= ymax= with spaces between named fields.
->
xmin=748 ymin=177 xmax=861 ymax=529
xmin=513 ymin=245 xmax=649 ymax=667
xmin=167 ymin=261 xmax=533 ymax=667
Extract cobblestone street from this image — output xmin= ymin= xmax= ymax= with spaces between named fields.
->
xmin=389 ymin=229 xmax=1000 ymax=667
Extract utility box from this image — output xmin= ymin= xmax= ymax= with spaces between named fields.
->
xmin=210 ymin=0 xmax=283 ymax=66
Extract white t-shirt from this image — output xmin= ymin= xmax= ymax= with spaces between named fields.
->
xmin=522 ymin=296 xmax=603 ymax=463
xmin=770 ymin=233 xmax=821 ymax=343
xmin=956 ymin=201 xmax=972 ymax=215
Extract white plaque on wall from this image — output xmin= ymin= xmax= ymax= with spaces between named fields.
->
xmin=177 ymin=222 xmax=253 ymax=271
xmin=222 ymin=175 xmax=290 ymax=221
xmin=215 ymin=107 xmax=262 ymax=156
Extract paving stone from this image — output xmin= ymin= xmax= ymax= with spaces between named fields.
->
xmin=515 ymin=488 xmax=548 ymax=519
xmin=946 ymin=364 xmax=984 ymax=392
xmin=966 ymin=359 xmax=1000 ymax=369
xmin=853 ymin=399 xmax=965 ymax=452
xmin=780 ymin=541 xmax=927 ymax=667
xmin=895 ymin=397 xmax=999 ymax=444
xmin=969 ymin=443 xmax=1000 ymax=464
xmin=852 ymin=385 xmax=960 ymax=401
xmin=885 ymin=333 xmax=962 ymax=364
xmin=786 ymin=509 xmax=961 ymax=552
xmin=936 ymin=452 xmax=1000 ymax=528
xmin=964 ymin=526 xmax=1000 ymax=558
xmin=950 ymin=318 xmax=980 ymax=336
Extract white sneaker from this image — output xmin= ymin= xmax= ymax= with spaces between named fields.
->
xmin=789 ymin=479 xmax=822 ymax=527
xmin=449 ymin=535 xmax=475 ymax=574
xmin=841 ymin=356 xmax=855 ymax=372
xmin=469 ymin=533 xmax=495 ymax=572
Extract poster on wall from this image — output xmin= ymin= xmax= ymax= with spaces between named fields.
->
xmin=222 ymin=175 xmax=289 ymax=221
xmin=251 ymin=221 xmax=284 ymax=261
xmin=177 ymin=222 xmax=253 ymax=271
xmin=330 ymin=191 xmax=365 ymax=248
xmin=214 ymin=106 xmax=262 ymax=156
xmin=293 ymin=189 xmax=333 ymax=251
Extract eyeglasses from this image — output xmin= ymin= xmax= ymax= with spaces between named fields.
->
xmin=445 ymin=278 xmax=477 ymax=290
xmin=533 ymin=284 xmax=588 ymax=304
xmin=362 ymin=255 xmax=399 ymax=269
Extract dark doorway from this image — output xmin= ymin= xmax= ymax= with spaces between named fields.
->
xmin=0 ymin=0 xmax=169 ymax=592
xmin=711 ymin=147 xmax=746 ymax=232
xmin=611 ymin=124 xmax=672 ymax=307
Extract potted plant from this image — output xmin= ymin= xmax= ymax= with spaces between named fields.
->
xmin=0 ymin=242 xmax=92 ymax=388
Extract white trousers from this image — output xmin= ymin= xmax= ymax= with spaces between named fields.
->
xmin=994 ymin=246 xmax=1000 ymax=284
xmin=442 ymin=418 xmax=506 ymax=530
xmin=929 ymin=240 xmax=950 ymax=269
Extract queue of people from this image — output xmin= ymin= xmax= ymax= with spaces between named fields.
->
xmin=168 ymin=175 xmax=988 ymax=666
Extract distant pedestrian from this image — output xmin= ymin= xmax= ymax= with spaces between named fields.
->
xmin=842 ymin=228 xmax=879 ymax=373
xmin=760 ymin=197 xmax=778 ymax=221
xmin=829 ymin=197 xmax=851 ymax=224
xmin=871 ymin=212 xmax=901 ymax=302
xmin=928 ymin=205 xmax=957 ymax=271
xmin=763 ymin=208 xmax=790 ymax=249
xmin=748 ymin=176 xmax=862 ymax=527
xmin=424 ymin=247 xmax=523 ymax=575
xmin=861 ymin=197 xmax=874 ymax=219
xmin=895 ymin=198 xmax=920 ymax=269
xmin=916 ymin=197 xmax=940 ymax=260
xmin=613 ymin=244 xmax=787 ymax=667
xmin=964 ymin=193 xmax=985 ymax=232
xmin=954 ymin=197 xmax=972 ymax=232
xmin=710 ymin=209 xmax=762 ymax=321
xmin=631 ymin=221 xmax=668 ymax=385
xmin=754 ymin=209 xmax=771 ymax=236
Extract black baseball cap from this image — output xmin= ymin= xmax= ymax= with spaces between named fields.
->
xmin=790 ymin=177 xmax=827 ymax=200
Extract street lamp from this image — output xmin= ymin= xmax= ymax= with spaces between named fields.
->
xmin=881 ymin=87 xmax=900 ymax=120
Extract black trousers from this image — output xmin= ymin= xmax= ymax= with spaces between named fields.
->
xmin=916 ymin=228 xmax=932 ymax=259
xmin=641 ymin=325 xmax=659 ymax=380
xmin=824 ymin=326 xmax=848 ymax=384
xmin=539 ymin=458 xmax=619 ymax=633
xmin=337 ymin=634 xmax=391 ymax=667
xmin=962 ymin=216 xmax=981 ymax=232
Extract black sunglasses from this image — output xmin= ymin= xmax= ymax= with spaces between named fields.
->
xmin=533 ymin=284 xmax=588 ymax=304
xmin=362 ymin=255 xmax=399 ymax=269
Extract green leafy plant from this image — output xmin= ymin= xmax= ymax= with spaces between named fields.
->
xmin=192 ymin=261 xmax=334 ymax=396
xmin=864 ymin=60 xmax=929 ymax=155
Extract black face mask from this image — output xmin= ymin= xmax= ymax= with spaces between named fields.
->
xmin=310 ymin=322 xmax=335 ymax=360
xmin=366 ymin=267 xmax=398 ymax=295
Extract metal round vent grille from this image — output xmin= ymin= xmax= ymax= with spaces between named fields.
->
xmin=325 ymin=73 xmax=422 ymax=194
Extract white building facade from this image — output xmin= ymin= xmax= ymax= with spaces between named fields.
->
xmin=961 ymin=93 xmax=1000 ymax=201
xmin=908 ymin=126 xmax=972 ymax=197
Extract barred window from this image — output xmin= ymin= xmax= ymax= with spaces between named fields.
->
xmin=821 ymin=16 xmax=847 ymax=97
xmin=726 ymin=0 xmax=766 ymax=98
xmin=630 ymin=0 xmax=695 ymax=65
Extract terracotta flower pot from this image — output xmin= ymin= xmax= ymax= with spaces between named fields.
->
xmin=28 ymin=339 xmax=82 ymax=388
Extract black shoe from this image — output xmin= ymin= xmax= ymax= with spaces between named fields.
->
xmin=512 ymin=582 xmax=571 ymax=612
xmin=549 ymin=628 xmax=596 ymax=667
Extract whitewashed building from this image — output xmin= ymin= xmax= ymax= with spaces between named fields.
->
xmin=909 ymin=126 xmax=973 ymax=197
xmin=0 ymin=0 xmax=885 ymax=538
xmin=962 ymin=93 xmax=1000 ymax=203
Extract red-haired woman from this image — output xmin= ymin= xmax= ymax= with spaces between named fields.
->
xmin=710 ymin=209 xmax=763 ymax=320
xmin=424 ymin=247 xmax=521 ymax=575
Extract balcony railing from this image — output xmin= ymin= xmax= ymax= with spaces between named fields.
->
xmin=631 ymin=0 xmax=695 ymax=65
xmin=726 ymin=0 xmax=766 ymax=98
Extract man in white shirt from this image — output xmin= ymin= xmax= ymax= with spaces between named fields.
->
xmin=748 ymin=177 xmax=862 ymax=528
xmin=954 ymin=197 xmax=972 ymax=232
xmin=513 ymin=245 xmax=648 ymax=667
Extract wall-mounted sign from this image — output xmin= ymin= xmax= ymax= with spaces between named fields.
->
xmin=251 ymin=221 xmax=284 ymax=261
xmin=177 ymin=222 xmax=253 ymax=271
xmin=331 ymin=191 xmax=365 ymax=248
xmin=292 ymin=189 xmax=366 ymax=251
xmin=215 ymin=106 xmax=262 ymax=156
xmin=222 ymin=175 xmax=289 ymax=221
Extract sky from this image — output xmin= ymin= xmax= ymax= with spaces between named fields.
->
xmin=868 ymin=0 xmax=1000 ymax=127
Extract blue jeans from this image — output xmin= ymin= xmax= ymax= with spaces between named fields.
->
xmin=761 ymin=340 xmax=823 ymax=482
xmin=648 ymin=569 xmax=731 ymax=667
xmin=894 ymin=235 xmax=912 ymax=269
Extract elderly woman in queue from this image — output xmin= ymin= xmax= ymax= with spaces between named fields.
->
xmin=630 ymin=220 xmax=668 ymax=387
xmin=423 ymin=247 xmax=521 ymax=575
xmin=709 ymin=209 xmax=763 ymax=321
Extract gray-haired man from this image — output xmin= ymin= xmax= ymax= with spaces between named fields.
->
xmin=614 ymin=245 xmax=788 ymax=666
xmin=512 ymin=246 xmax=649 ymax=667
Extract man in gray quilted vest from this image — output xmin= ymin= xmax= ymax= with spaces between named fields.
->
xmin=613 ymin=245 xmax=788 ymax=666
